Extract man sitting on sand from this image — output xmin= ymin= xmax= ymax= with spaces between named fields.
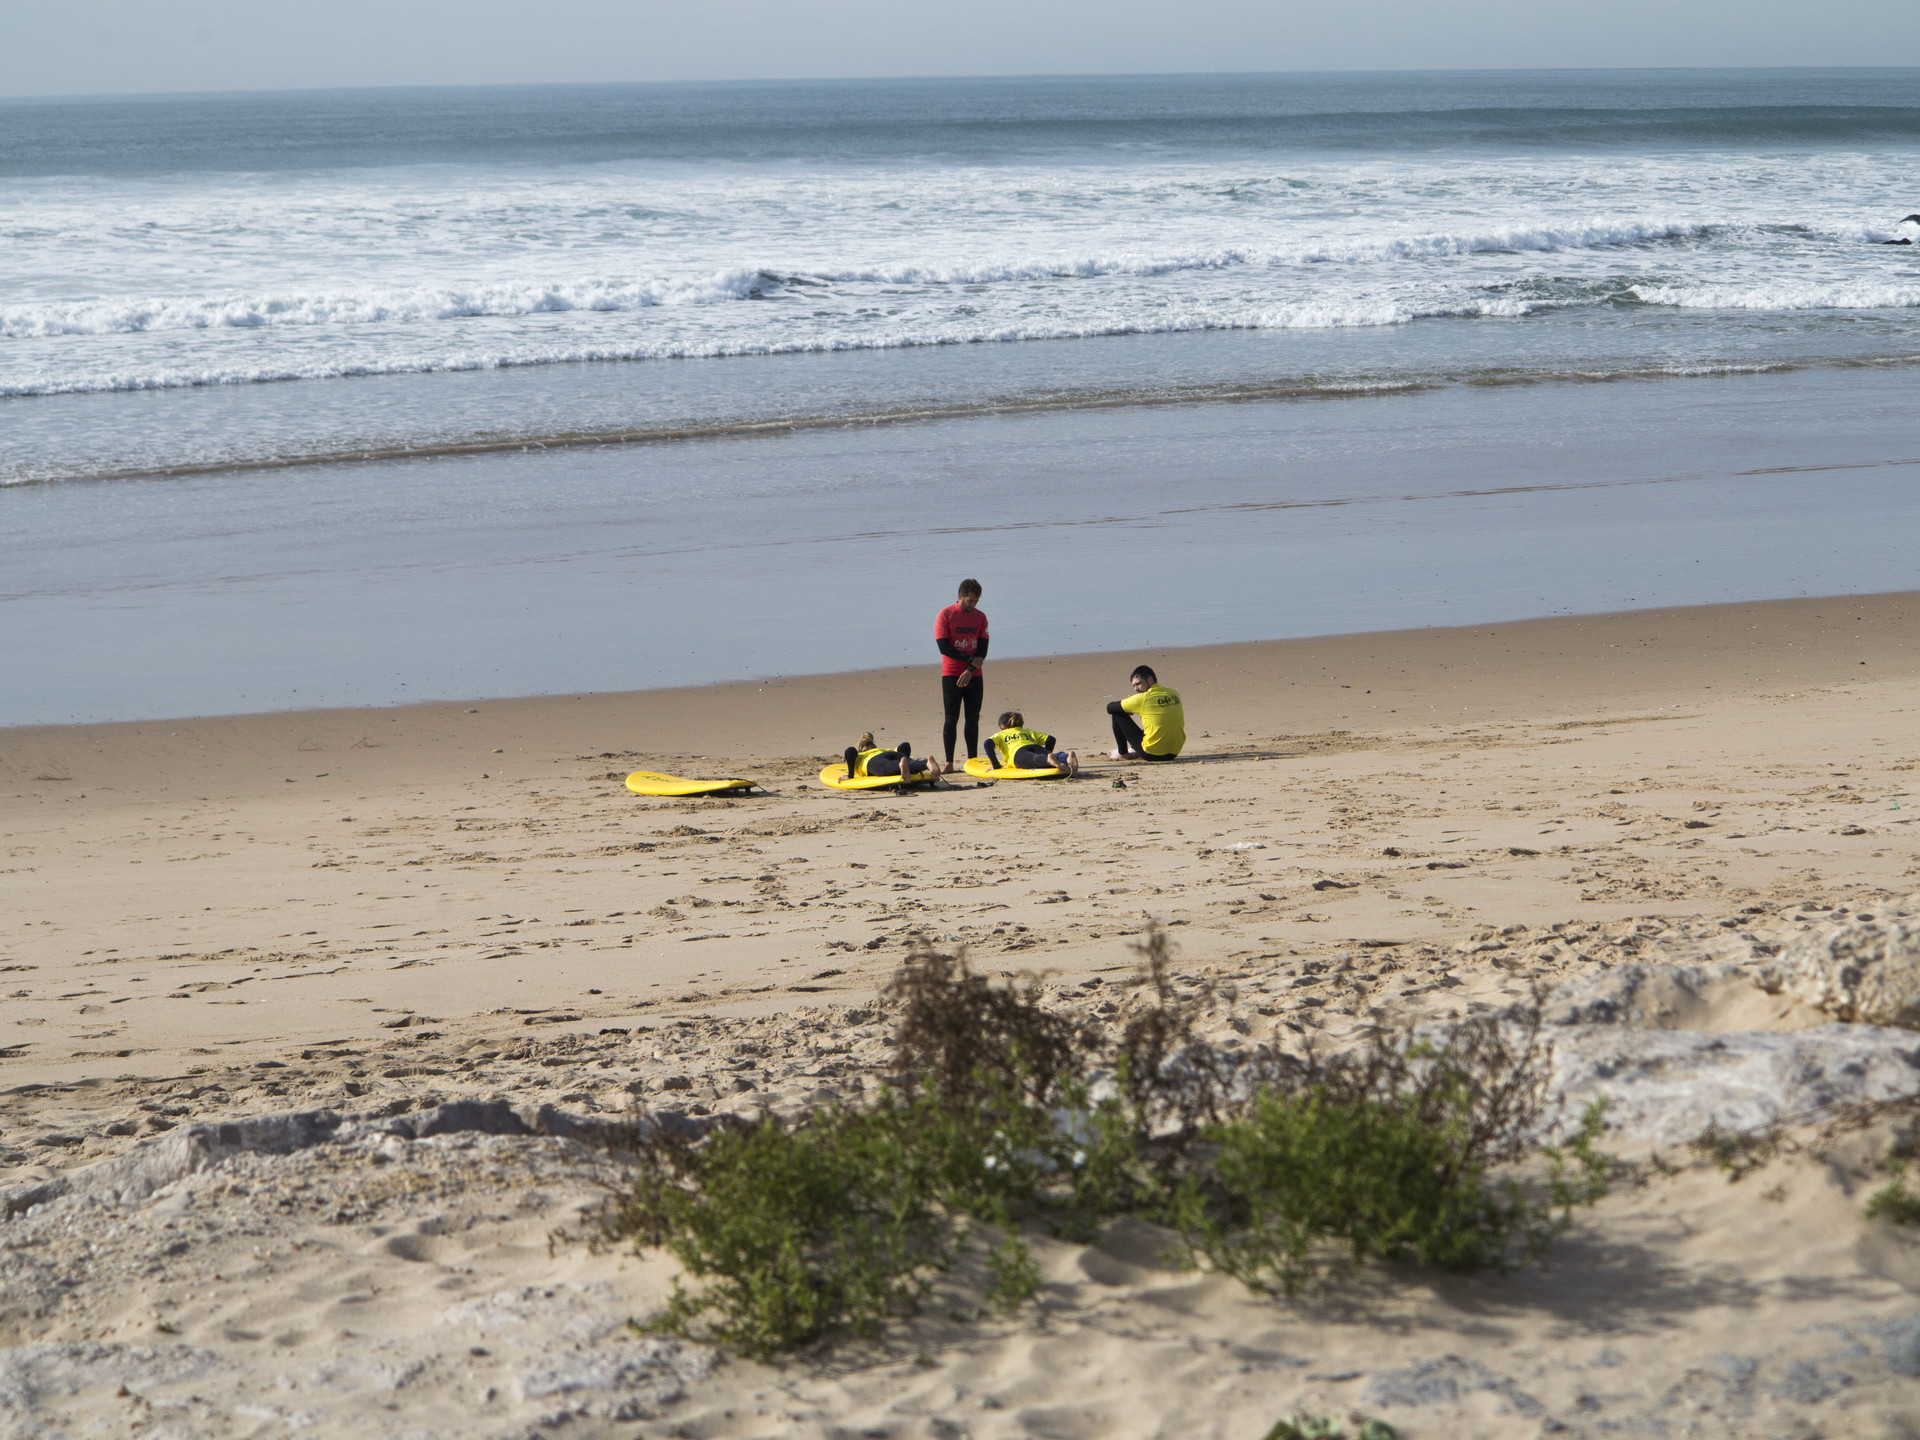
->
xmin=984 ymin=711 xmax=1078 ymax=776
xmin=1106 ymin=665 xmax=1184 ymax=761
xmin=844 ymin=732 xmax=946 ymax=783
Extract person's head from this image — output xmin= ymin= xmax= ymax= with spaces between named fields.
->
xmin=856 ymin=731 xmax=876 ymax=750
xmin=956 ymin=578 xmax=982 ymax=611
xmin=997 ymin=710 xmax=1024 ymax=729
xmin=1130 ymin=664 xmax=1157 ymax=692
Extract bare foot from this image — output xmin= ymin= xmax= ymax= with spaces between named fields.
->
xmin=1066 ymin=751 xmax=1079 ymax=777
xmin=927 ymin=758 xmax=945 ymax=780
xmin=1108 ymin=749 xmax=1125 ymax=761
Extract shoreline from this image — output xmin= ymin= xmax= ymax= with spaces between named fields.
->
xmin=23 ymin=351 xmax=1920 ymax=491
xmin=7 ymin=589 xmax=1917 ymax=764
xmin=15 ymin=361 xmax=1920 ymax=727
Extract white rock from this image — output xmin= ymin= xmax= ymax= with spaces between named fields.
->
xmin=512 ymin=1336 xmax=710 ymax=1413
xmin=1 ymin=1100 xmax=707 ymax=1223
xmin=0 ymin=1341 xmax=223 ymax=1416
xmin=1546 ymin=962 xmax=1739 ymax=1028
xmin=1550 ymin=1023 xmax=1920 ymax=1150
xmin=1762 ymin=912 xmax=1920 ymax=1028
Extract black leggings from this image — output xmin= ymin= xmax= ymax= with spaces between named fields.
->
xmin=941 ymin=673 xmax=983 ymax=762
xmin=1110 ymin=709 xmax=1177 ymax=760
xmin=848 ymin=743 xmax=927 ymax=778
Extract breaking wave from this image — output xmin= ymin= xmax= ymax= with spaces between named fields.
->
xmin=0 ymin=220 xmax=1714 ymax=344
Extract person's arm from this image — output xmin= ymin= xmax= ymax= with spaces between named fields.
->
xmin=1118 ymin=691 xmax=1146 ymax=715
xmin=1106 ymin=700 xmax=1126 ymax=716
xmin=937 ymin=633 xmax=986 ymax=672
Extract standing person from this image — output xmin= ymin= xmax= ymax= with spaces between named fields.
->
xmin=935 ymin=579 xmax=989 ymax=765
xmin=1106 ymin=665 xmax=1184 ymax=761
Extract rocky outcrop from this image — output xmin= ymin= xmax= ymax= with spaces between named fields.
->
xmin=1539 ymin=953 xmax=1920 ymax=1148
xmin=0 ymin=1099 xmax=705 ymax=1221
xmin=1549 ymin=1024 xmax=1920 ymax=1150
xmin=1545 ymin=961 xmax=1742 ymax=1028
xmin=1759 ymin=910 xmax=1920 ymax=1028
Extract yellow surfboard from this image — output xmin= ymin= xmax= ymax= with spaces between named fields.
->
xmin=819 ymin=763 xmax=926 ymax=791
xmin=964 ymin=757 xmax=1066 ymax=780
xmin=625 ymin=771 xmax=756 ymax=797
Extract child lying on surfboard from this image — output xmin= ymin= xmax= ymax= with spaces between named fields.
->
xmin=843 ymin=733 xmax=946 ymax=783
xmin=985 ymin=712 xmax=1078 ymax=776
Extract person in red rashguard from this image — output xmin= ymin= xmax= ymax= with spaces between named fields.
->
xmin=934 ymin=579 xmax=989 ymax=765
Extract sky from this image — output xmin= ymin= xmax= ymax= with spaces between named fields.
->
xmin=2 ymin=0 xmax=1917 ymax=99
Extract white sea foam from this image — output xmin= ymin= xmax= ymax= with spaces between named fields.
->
xmin=4 ymin=133 xmax=1918 ymax=466
xmin=0 ymin=220 xmax=1721 ymax=343
xmin=0 ymin=270 xmax=773 ymax=339
xmin=1628 ymin=279 xmax=1920 ymax=311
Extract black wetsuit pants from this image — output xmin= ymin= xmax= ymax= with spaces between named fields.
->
xmin=942 ymin=673 xmax=983 ymax=763
xmin=849 ymin=743 xmax=926 ymax=778
xmin=1108 ymin=703 xmax=1177 ymax=760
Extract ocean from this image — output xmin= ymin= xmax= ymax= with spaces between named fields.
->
xmin=5 ymin=70 xmax=1919 ymax=723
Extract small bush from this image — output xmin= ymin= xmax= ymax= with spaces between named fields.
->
xmin=604 ymin=1100 xmax=952 ymax=1355
xmin=1262 ymin=1417 xmax=1398 ymax=1440
xmin=1866 ymin=1161 xmax=1920 ymax=1225
xmin=1179 ymin=1087 xmax=1609 ymax=1293
xmin=600 ymin=1076 xmax=1092 ymax=1352
xmin=1691 ymin=1123 xmax=1785 ymax=1181
xmin=597 ymin=935 xmax=1611 ymax=1353
xmin=885 ymin=943 xmax=1094 ymax=1110
xmin=1112 ymin=926 xmax=1242 ymax=1137
xmin=1173 ymin=994 xmax=1605 ymax=1292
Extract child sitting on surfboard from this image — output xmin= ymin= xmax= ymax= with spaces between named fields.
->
xmin=985 ymin=712 xmax=1078 ymax=776
xmin=843 ymin=733 xmax=946 ymax=783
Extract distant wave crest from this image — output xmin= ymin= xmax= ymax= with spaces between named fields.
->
xmin=0 ymin=219 xmax=1710 ymax=342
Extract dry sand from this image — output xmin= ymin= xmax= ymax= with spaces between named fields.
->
xmin=4 ymin=592 xmax=1920 ymax=1439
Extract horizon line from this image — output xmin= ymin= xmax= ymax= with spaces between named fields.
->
xmin=6 ymin=63 xmax=1919 ymax=106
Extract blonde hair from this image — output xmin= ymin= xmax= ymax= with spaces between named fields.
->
xmin=997 ymin=710 xmax=1024 ymax=729
xmin=856 ymin=731 xmax=876 ymax=750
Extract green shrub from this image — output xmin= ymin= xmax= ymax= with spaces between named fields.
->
xmin=1690 ymin=1123 xmax=1784 ymax=1181
xmin=596 ymin=936 xmax=1612 ymax=1353
xmin=1262 ymin=1417 xmax=1398 ymax=1440
xmin=1172 ymin=992 xmax=1608 ymax=1293
xmin=884 ymin=944 xmax=1095 ymax=1110
xmin=607 ymin=1100 xmax=952 ymax=1355
xmin=1177 ymin=1087 xmax=1609 ymax=1293
xmin=601 ymin=1074 xmax=1101 ymax=1352
xmin=1866 ymin=1161 xmax=1920 ymax=1225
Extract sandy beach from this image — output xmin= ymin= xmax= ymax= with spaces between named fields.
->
xmin=4 ymin=591 xmax=1920 ymax=1436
